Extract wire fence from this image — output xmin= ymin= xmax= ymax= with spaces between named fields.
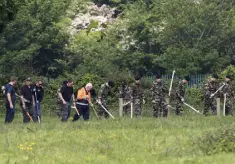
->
xmin=143 ymin=74 xmax=209 ymax=88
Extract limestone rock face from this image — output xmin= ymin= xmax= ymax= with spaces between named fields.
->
xmin=69 ymin=3 xmax=118 ymax=35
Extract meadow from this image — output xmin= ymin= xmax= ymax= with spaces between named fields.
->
xmin=1 ymin=108 xmax=235 ymax=164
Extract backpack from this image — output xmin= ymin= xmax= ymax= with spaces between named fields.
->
xmin=2 ymin=84 xmax=9 ymax=97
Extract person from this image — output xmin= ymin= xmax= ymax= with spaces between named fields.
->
xmin=97 ymin=80 xmax=114 ymax=119
xmin=73 ymin=83 xmax=93 ymax=121
xmin=32 ymin=80 xmax=44 ymax=121
xmin=204 ymin=74 xmax=219 ymax=115
xmin=220 ymin=75 xmax=234 ymax=115
xmin=175 ymin=76 xmax=190 ymax=116
xmin=4 ymin=76 xmax=17 ymax=123
xmin=58 ymin=79 xmax=76 ymax=122
xmin=20 ymin=77 xmax=36 ymax=123
xmin=119 ymin=80 xmax=131 ymax=116
xmin=57 ymin=81 xmax=68 ymax=117
xmin=151 ymin=74 xmax=168 ymax=117
xmin=130 ymin=76 xmax=145 ymax=117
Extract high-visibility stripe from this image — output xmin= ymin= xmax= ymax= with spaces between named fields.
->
xmin=76 ymin=102 xmax=89 ymax=106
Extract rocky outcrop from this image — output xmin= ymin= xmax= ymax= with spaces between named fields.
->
xmin=69 ymin=3 xmax=119 ymax=35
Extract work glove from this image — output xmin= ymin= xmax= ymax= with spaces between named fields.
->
xmin=97 ymin=99 xmax=101 ymax=105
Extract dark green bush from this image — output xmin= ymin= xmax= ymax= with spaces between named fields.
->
xmin=196 ymin=124 xmax=235 ymax=155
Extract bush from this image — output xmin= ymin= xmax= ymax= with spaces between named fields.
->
xmin=196 ymin=124 xmax=235 ymax=155
xmin=186 ymin=85 xmax=204 ymax=109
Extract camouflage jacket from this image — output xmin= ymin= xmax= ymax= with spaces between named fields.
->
xmin=151 ymin=81 xmax=167 ymax=101
xmin=98 ymin=83 xmax=110 ymax=100
xmin=176 ymin=81 xmax=186 ymax=99
xmin=204 ymin=80 xmax=218 ymax=97
xmin=119 ymin=85 xmax=131 ymax=100
xmin=130 ymin=83 xmax=144 ymax=100
xmin=220 ymin=81 xmax=234 ymax=99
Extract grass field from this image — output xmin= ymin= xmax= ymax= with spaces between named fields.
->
xmin=0 ymin=113 xmax=235 ymax=164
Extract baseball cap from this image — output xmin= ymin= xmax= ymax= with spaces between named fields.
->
xmin=26 ymin=77 xmax=31 ymax=81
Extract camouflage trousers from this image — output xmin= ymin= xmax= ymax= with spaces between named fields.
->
xmin=132 ymin=99 xmax=142 ymax=117
xmin=175 ymin=98 xmax=183 ymax=115
xmin=152 ymin=98 xmax=168 ymax=117
xmin=224 ymin=99 xmax=233 ymax=116
xmin=204 ymin=96 xmax=216 ymax=115
xmin=98 ymin=100 xmax=109 ymax=119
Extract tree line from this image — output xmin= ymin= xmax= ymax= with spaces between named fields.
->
xmin=0 ymin=0 xmax=235 ymax=95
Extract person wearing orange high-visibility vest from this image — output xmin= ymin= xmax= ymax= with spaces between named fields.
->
xmin=73 ymin=83 xmax=93 ymax=121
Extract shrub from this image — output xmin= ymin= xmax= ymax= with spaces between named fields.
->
xmin=196 ymin=124 xmax=235 ymax=155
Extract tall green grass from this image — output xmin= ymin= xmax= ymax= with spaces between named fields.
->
xmin=0 ymin=114 xmax=235 ymax=164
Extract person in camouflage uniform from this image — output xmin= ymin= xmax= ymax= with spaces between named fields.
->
xmin=56 ymin=81 xmax=67 ymax=118
xmin=204 ymin=74 xmax=219 ymax=115
xmin=119 ymin=80 xmax=131 ymax=116
xmin=175 ymin=76 xmax=190 ymax=115
xmin=97 ymin=80 xmax=114 ymax=119
xmin=151 ymin=74 xmax=168 ymax=117
xmin=130 ymin=76 xmax=145 ymax=117
xmin=220 ymin=75 xmax=234 ymax=116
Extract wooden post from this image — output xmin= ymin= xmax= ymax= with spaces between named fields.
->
xmin=216 ymin=98 xmax=220 ymax=117
xmin=119 ymin=98 xmax=123 ymax=117
xmin=166 ymin=97 xmax=170 ymax=117
xmin=223 ymin=94 xmax=226 ymax=116
xmin=131 ymin=102 xmax=133 ymax=118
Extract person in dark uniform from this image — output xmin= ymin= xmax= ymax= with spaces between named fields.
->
xmin=58 ymin=79 xmax=76 ymax=122
xmin=4 ymin=76 xmax=17 ymax=123
xmin=32 ymin=80 xmax=44 ymax=121
xmin=20 ymin=77 xmax=36 ymax=123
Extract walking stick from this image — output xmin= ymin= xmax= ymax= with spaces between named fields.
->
xmin=211 ymin=84 xmax=225 ymax=98
xmin=34 ymin=89 xmax=41 ymax=123
xmin=71 ymin=106 xmax=80 ymax=116
xmin=96 ymin=100 xmax=115 ymax=119
xmin=169 ymin=70 xmax=176 ymax=96
xmin=123 ymin=101 xmax=131 ymax=107
xmin=91 ymin=106 xmax=99 ymax=119
xmin=16 ymin=94 xmax=33 ymax=121
xmin=183 ymin=102 xmax=202 ymax=114
xmin=23 ymin=107 xmax=33 ymax=121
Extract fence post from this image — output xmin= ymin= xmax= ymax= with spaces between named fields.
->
xmin=223 ymin=94 xmax=226 ymax=116
xmin=216 ymin=98 xmax=220 ymax=117
xmin=166 ymin=97 xmax=170 ymax=117
xmin=119 ymin=98 xmax=123 ymax=117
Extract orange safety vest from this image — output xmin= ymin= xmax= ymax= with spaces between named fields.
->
xmin=77 ymin=87 xmax=91 ymax=104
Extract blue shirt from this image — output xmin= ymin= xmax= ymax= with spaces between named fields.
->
xmin=5 ymin=84 xmax=16 ymax=104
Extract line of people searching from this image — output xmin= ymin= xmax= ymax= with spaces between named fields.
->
xmin=3 ymin=73 xmax=232 ymax=124
xmin=2 ymin=76 xmax=115 ymax=123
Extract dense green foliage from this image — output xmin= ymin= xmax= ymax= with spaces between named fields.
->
xmin=196 ymin=124 xmax=235 ymax=155
xmin=0 ymin=0 xmax=235 ymax=95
